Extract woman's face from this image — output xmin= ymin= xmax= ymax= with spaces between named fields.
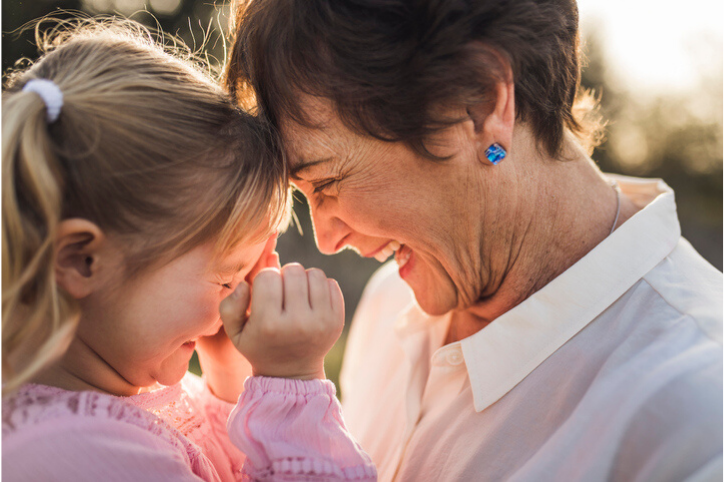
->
xmin=282 ymin=100 xmax=491 ymax=316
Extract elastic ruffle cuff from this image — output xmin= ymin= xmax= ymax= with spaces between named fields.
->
xmin=243 ymin=376 xmax=337 ymax=397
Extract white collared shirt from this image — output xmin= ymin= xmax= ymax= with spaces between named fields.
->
xmin=340 ymin=176 xmax=722 ymax=482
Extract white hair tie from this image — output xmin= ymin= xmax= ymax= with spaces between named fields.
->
xmin=22 ymin=79 xmax=64 ymax=123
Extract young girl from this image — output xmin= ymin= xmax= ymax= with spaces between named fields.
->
xmin=2 ymin=19 xmax=376 ymax=481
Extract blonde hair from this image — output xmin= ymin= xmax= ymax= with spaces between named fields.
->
xmin=2 ymin=18 xmax=289 ymax=394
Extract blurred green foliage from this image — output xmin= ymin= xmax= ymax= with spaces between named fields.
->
xmin=4 ymin=1 xmax=721 ymax=395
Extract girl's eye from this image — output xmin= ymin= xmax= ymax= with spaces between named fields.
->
xmin=221 ymin=282 xmax=232 ymax=290
xmin=312 ymin=178 xmax=339 ymax=194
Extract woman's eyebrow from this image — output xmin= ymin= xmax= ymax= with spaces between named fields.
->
xmin=290 ymin=157 xmax=334 ymax=180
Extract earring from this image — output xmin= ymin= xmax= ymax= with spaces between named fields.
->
xmin=485 ymin=143 xmax=506 ymax=165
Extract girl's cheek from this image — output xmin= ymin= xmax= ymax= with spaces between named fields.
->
xmin=192 ymin=289 xmax=224 ymax=322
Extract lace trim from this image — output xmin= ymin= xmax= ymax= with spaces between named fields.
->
xmin=130 ymin=379 xmax=209 ymax=440
xmin=2 ymin=383 xmax=211 ymax=476
xmin=243 ymin=456 xmax=377 ymax=481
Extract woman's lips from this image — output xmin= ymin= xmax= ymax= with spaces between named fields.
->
xmin=373 ymin=240 xmax=401 ymax=262
xmin=396 ymin=244 xmax=413 ymax=277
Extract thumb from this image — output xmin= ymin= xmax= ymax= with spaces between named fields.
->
xmin=219 ymin=282 xmax=251 ymax=342
xmin=268 ymin=250 xmax=281 ymax=270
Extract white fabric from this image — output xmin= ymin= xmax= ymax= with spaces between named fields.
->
xmin=341 ymin=175 xmax=723 ymax=482
xmin=23 ymin=79 xmax=63 ymax=123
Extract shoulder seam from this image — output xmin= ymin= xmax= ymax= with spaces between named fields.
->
xmin=641 ymin=278 xmax=722 ymax=345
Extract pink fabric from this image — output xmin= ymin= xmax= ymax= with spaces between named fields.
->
xmin=2 ymin=373 xmax=376 ymax=481
xmin=230 ymin=377 xmax=376 ymax=481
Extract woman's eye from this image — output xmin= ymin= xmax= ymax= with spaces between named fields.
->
xmin=312 ymin=178 xmax=339 ymax=194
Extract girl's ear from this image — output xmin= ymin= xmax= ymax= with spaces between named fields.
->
xmin=54 ymin=219 xmax=107 ymax=299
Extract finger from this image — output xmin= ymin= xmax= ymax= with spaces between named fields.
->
xmin=307 ymin=268 xmax=330 ymax=310
xmin=267 ymin=250 xmax=281 ymax=270
xmin=281 ymin=263 xmax=309 ymax=311
xmin=259 ymin=234 xmax=277 ymax=264
xmin=328 ymin=279 xmax=345 ymax=322
xmin=247 ymin=235 xmax=280 ymax=283
xmin=267 ymin=233 xmax=278 ymax=252
xmin=220 ymin=282 xmax=251 ymax=341
xmin=250 ymin=268 xmax=283 ymax=318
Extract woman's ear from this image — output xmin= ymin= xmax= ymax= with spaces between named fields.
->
xmin=466 ymin=47 xmax=516 ymax=165
xmin=54 ymin=219 xmax=107 ymax=299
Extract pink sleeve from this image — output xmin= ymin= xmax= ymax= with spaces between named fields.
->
xmin=186 ymin=376 xmax=247 ymax=479
xmin=2 ymin=417 xmax=214 ymax=481
xmin=228 ymin=377 xmax=377 ymax=481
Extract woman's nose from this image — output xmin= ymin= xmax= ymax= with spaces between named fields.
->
xmin=310 ymin=205 xmax=351 ymax=255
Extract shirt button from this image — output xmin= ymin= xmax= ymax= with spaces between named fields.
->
xmin=446 ymin=350 xmax=463 ymax=366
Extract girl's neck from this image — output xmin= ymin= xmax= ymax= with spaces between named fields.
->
xmin=33 ymin=337 xmax=148 ymax=397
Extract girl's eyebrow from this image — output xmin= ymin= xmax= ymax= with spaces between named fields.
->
xmin=218 ymin=261 xmax=246 ymax=275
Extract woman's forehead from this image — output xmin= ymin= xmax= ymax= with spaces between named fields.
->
xmin=282 ymin=104 xmax=356 ymax=168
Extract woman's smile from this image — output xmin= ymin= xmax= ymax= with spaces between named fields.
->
xmin=394 ymin=244 xmax=413 ymax=276
xmin=283 ymin=98 xmax=484 ymax=317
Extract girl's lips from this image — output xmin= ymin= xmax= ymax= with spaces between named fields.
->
xmin=182 ymin=340 xmax=196 ymax=350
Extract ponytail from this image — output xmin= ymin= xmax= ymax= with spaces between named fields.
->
xmin=2 ymin=19 xmax=289 ymax=396
xmin=2 ymin=87 xmax=79 ymax=394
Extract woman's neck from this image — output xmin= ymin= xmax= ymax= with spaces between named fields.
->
xmin=447 ymin=137 xmax=639 ymax=343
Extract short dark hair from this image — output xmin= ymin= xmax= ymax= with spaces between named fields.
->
xmin=225 ymin=0 xmax=603 ymax=158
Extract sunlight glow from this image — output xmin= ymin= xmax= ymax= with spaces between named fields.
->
xmin=578 ymin=0 xmax=723 ymax=96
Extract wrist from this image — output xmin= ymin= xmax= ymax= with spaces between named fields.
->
xmin=203 ymin=365 xmax=251 ymax=403
xmin=251 ymin=365 xmax=326 ymax=381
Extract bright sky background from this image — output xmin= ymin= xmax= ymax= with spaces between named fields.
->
xmin=577 ymin=0 xmax=723 ymax=96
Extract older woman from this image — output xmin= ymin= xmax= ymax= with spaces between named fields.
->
xmin=225 ymin=1 xmax=722 ymax=481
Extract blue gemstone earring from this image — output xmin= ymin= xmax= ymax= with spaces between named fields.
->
xmin=485 ymin=142 xmax=506 ymax=165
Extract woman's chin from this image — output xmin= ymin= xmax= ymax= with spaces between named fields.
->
xmin=410 ymin=285 xmax=456 ymax=316
xmin=400 ymin=251 xmax=460 ymax=316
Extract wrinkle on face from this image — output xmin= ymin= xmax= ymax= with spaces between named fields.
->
xmin=282 ymin=95 xmax=539 ymax=317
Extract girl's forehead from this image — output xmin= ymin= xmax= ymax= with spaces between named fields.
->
xmin=213 ymin=236 xmax=269 ymax=274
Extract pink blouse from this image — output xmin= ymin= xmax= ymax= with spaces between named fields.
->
xmin=2 ymin=373 xmax=376 ymax=481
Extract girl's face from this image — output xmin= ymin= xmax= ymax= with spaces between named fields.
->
xmin=74 ymin=237 xmax=268 ymax=391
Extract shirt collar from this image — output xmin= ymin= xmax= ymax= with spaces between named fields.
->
xmin=460 ymin=175 xmax=681 ymax=412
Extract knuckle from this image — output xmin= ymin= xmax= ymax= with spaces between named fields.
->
xmin=315 ymin=322 xmax=330 ymax=337
xmin=306 ymin=268 xmax=326 ymax=281
xmin=219 ymin=300 xmax=239 ymax=324
xmin=254 ymin=269 xmax=281 ymax=286
xmin=281 ymin=263 xmax=305 ymax=276
xmin=259 ymin=322 xmax=279 ymax=338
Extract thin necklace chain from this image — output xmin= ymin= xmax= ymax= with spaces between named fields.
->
xmin=448 ymin=179 xmax=623 ymax=344
xmin=609 ymin=181 xmax=621 ymax=236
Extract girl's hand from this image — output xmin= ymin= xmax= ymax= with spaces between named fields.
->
xmin=197 ymin=235 xmax=280 ymax=402
xmin=220 ymin=263 xmax=344 ymax=380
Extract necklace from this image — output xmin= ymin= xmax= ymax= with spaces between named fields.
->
xmin=609 ymin=181 xmax=621 ymax=236
xmin=446 ymin=180 xmax=623 ymax=345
